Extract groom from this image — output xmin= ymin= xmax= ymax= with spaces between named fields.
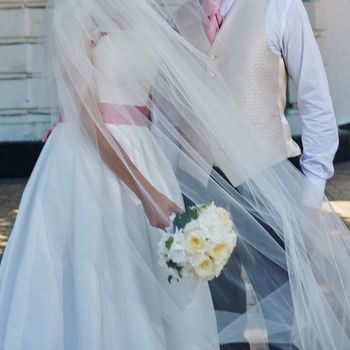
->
xmin=170 ymin=0 xmax=339 ymax=349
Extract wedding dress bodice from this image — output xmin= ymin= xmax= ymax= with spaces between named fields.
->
xmin=92 ymin=32 xmax=157 ymax=106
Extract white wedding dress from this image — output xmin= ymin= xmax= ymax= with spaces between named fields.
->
xmin=0 ymin=33 xmax=219 ymax=350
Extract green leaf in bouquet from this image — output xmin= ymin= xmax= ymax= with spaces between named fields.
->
xmin=165 ymin=235 xmax=174 ymax=250
xmin=173 ymin=202 xmax=211 ymax=230
xmin=166 ymin=259 xmax=182 ymax=283
xmin=173 ymin=206 xmax=200 ymax=229
xmin=168 ymin=275 xmax=180 ymax=284
xmin=166 ymin=259 xmax=181 ymax=272
xmin=199 ymin=202 xmax=211 ymax=212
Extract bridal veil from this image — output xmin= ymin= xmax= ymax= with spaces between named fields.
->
xmin=32 ymin=0 xmax=350 ymax=348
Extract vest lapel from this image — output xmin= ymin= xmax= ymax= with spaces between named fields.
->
xmin=176 ymin=0 xmax=242 ymax=56
xmin=175 ymin=0 xmax=211 ymax=53
xmin=209 ymin=0 xmax=241 ymax=54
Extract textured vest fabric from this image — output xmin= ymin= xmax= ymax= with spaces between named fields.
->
xmin=174 ymin=0 xmax=301 ymax=159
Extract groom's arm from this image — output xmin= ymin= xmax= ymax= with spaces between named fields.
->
xmin=279 ymin=0 xmax=339 ymax=208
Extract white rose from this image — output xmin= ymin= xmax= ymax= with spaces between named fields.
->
xmin=193 ymin=256 xmax=215 ymax=281
xmin=168 ymin=267 xmax=181 ymax=280
xmin=172 ymin=231 xmax=185 ymax=247
xmin=213 ymin=258 xmax=228 ymax=277
xmin=202 ymin=206 xmax=234 ymax=235
xmin=181 ymin=265 xmax=198 ymax=280
xmin=209 ymin=242 xmax=230 ymax=261
xmin=224 ymin=231 xmax=238 ymax=252
xmin=198 ymin=211 xmax=220 ymax=232
xmin=183 ymin=220 xmax=202 ymax=235
xmin=201 ymin=203 xmax=217 ymax=216
xmin=167 ymin=232 xmax=187 ymax=265
xmin=209 ymin=233 xmax=237 ymax=276
xmin=168 ymin=250 xmax=187 ymax=265
xmin=185 ymin=229 xmax=207 ymax=255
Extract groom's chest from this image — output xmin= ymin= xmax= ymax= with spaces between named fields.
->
xmin=174 ymin=0 xmax=277 ymax=81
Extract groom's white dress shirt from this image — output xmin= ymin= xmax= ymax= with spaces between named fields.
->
xmin=218 ymin=0 xmax=339 ymax=208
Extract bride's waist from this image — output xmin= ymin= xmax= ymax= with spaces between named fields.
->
xmin=42 ymin=103 xmax=151 ymax=142
xmin=60 ymin=103 xmax=150 ymax=126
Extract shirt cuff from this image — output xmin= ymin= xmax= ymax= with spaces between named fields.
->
xmin=301 ymin=176 xmax=327 ymax=209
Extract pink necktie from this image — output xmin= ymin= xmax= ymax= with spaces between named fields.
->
xmin=203 ymin=0 xmax=224 ymax=44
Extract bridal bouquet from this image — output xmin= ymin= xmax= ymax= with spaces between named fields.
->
xmin=158 ymin=203 xmax=237 ymax=282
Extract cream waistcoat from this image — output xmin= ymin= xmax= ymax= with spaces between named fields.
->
xmin=175 ymin=0 xmax=301 ymax=159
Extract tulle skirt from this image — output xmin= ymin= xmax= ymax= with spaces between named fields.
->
xmin=0 ymin=123 xmax=219 ymax=350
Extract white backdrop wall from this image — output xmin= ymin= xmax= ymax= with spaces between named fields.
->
xmin=0 ymin=0 xmax=349 ymax=142
xmin=322 ymin=0 xmax=350 ymax=125
xmin=0 ymin=0 xmax=49 ymax=142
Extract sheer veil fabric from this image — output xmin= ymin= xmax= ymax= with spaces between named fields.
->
xmin=2 ymin=0 xmax=350 ymax=349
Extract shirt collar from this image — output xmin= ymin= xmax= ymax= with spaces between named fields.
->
xmin=200 ymin=0 xmax=236 ymax=17
xmin=220 ymin=0 xmax=236 ymax=17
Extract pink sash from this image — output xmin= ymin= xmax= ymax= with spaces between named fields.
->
xmin=98 ymin=104 xmax=149 ymax=125
xmin=42 ymin=104 xmax=150 ymax=142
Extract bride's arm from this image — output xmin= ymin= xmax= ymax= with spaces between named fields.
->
xmin=81 ymin=88 xmax=182 ymax=230
xmin=58 ymin=33 xmax=182 ymax=229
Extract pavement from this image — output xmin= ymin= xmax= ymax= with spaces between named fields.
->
xmin=326 ymin=161 xmax=350 ymax=228
xmin=0 ymin=178 xmax=26 ymax=259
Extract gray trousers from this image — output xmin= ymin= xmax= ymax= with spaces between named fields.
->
xmin=185 ymin=162 xmax=300 ymax=350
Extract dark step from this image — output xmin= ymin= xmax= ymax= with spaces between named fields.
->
xmin=335 ymin=126 xmax=350 ymax=162
xmin=0 ymin=142 xmax=43 ymax=178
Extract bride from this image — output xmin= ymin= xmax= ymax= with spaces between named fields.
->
xmin=1 ymin=0 xmax=350 ymax=349
xmin=0 ymin=1 xmax=221 ymax=349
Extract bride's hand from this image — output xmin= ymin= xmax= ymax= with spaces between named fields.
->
xmin=140 ymin=187 xmax=183 ymax=230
